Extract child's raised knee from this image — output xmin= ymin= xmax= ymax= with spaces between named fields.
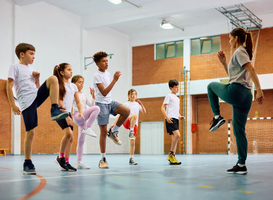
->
xmin=132 ymin=114 xmax=138 ymax=119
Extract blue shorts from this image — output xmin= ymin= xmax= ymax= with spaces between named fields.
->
xmin=95 ymin=100 xmax=121 ymax=125
xmin=22 ymin=81 xmax=49 ymax=131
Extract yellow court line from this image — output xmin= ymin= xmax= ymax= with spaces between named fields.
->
xmin=139 ymin=178 xmax=148 ymax=180
xmin=200 ymin=185 xmax=214 ymax=189
xmin=168 ymin=181 xmax=178 ymax=184
xmin=238 ymin=190 xmax=254 ymax=194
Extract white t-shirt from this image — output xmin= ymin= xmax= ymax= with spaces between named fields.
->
xmin=63 ymin=83 xmax=78 ymax=112
xmin=124 ymin=101 xmax=142 ymax=126
xmin=93 ymin=70 xmax=112 ymax=104
xmin=8 ymin=63 xmax=38 ymax=112
xmin=163 ymin=93 xmax=180 ymax=119
xmin=72 ymin=93 xmax=94 ymax=113
xmin=228 ymin=45 xmax=252 ymax=89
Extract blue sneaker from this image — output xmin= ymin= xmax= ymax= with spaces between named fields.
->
xmin=51 ymin=106 xmax=69 ymax=121
xmin=23 ymin=161 xmax=36 ymax=175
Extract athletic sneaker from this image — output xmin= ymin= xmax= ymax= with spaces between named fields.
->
xmin=66 ymin=162 xmax=77 ymax=171
xmin=129 ymin=158 xmax=138 ymax=165
xmin=82 ymin=128 xmax=97 ymax=138
xmin=227 ymin=164 xmax=248 ymax=175
xmin=99 ymin=157 xmax=109 ymax=169
xmin=209 ymin=115 xmax=226 ymax=132
xmin=51 ymin=106 xmax=69 ymax=121
xmin=167 ymin=153 xmax=181 ymax=165
xmin=172 ymin=155 xmax=182 ymax=165
xmin=23 ymin=161 xmax=36 ymax=175
xmin=55 ymin=156 xmax=68 ymax=171
xmin=129 ymin=130 xmax=135 ymax=140
xmin=76 ymin=161 xmax=90 ymax=169
xmin=107 ymin=129 xmax=122 ymax=145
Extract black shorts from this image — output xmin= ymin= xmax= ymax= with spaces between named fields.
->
xmin=56 ymin=113 xmax=73 ymax=131
xmin=165 ymin=118 xmax=179 ymax=135
xmin=22 ymin=81 xmax=49 ymax=131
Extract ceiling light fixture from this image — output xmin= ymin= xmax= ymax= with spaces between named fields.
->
xmin=160 ymin=19 xmax=184 ymax=31
xmin=160 ymin=20 xmax=174 ymax=29
xmin=108 ymin=0 xmax=122 ymax=4
xmin=108 ymin=0 xmax=141 ymax=8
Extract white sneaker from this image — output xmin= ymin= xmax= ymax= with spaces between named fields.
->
xmin=76 ymin=161 xmax=90 ymax=169
xmin=129 ymin=130 xmax=135 ymax=140
xmin=82 ymin=128 xmax=97 ymax=138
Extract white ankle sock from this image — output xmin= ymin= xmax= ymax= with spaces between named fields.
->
xmin=111 ymin=125 xmax=119 ymax=132
xmin=130 ymin=155 xmax=134 ymax=158
xmin=238 ymin=163 xmax=245 ymax=167
xmin=101 ymin=153 xmax=106 ymax=159
xmin=214 ymin=115 xmax=220 ymax=119
xmin=130 ymin=128 xmax=133 ymax=131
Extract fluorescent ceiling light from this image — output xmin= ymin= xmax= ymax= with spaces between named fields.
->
xmin=108 ymin=0 xmax=141 ymax=8
xmin=108 ymin=0 xmax=122 ymax=4
xmin=160 ymin=20 xmax=174 ymax=29
xmin=160 ymin=19 xmax=184 ymax=31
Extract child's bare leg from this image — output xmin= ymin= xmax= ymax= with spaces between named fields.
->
xmin=64 ymin=129 xmax=74 ymax=159
xmin=130 ymin=140 xmax=135 ymax=155
xmin=59 ymin=127 xmax=73 ymax=154
xmin=115 ymin=105 xmax=130 ymax=126
xmin=46 ymin=75 xmax=59 ymax=104
xmin=129 ymin=114 xmax=138 ymax=128
xmin=170 ymin=130 xmax=180 ymax=154
xmin=99 ymin=125 xmax=108 ymax=153
xmin=24 ymin=129 xmax=35 ymax=160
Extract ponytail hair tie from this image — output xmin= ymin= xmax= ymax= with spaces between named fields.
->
xmin=56 ymin=64 xmax=59 ymax=68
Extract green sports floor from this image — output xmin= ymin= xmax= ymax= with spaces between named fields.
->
xmin=0 ymin=154 xmax=273 ymax=200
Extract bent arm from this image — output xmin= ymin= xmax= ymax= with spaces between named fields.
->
xmin=6 ymin=78 xmax=21 ymax=114
xmin=244 ymin=62 xmax=261 ymax=90
xmin=97 ymin=80 xmax=117 ymax=97
xmin=140 ymin=104 xmax=146 ymax=114
xmin=244 ymin=62 xmax=264 ymax=104
xmin=6 ymin=78 xmax=16 ymax=108
xmin=161 ymin=104 xmax=168 ymax=119
xmin=75 ymin=92 xmax=83 ymax=114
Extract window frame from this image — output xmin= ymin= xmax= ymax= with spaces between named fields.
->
xmin=191 ymin=35 xmax=220 ymax=55
xmin=156 ymin=40 xmax=184 ymax=60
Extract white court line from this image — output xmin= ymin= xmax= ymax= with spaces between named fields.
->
xmin=1 ymin=160 xmax=273 ymax=184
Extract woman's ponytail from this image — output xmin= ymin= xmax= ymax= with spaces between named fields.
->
xmin=245 ymin=32 xmax=253 ymax=60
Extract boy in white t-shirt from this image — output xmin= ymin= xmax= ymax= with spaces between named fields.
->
xmin=111 ymin=89 xmax=146 ymax=165
xmin=93 ymin=51 xmax=130 ymax=169
xmin=161 ymin=79 xmax=185 ymax=165
xmin=6 ymin=43 xmax=69 ymax=175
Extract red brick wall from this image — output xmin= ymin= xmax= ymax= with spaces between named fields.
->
xmin=0 ymin=80 xmax=11 ymax=154
xmin=133 ymin=28 xmax=273 ymax=83
xmin=133 ymin=45 xmax=183 ymax=86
